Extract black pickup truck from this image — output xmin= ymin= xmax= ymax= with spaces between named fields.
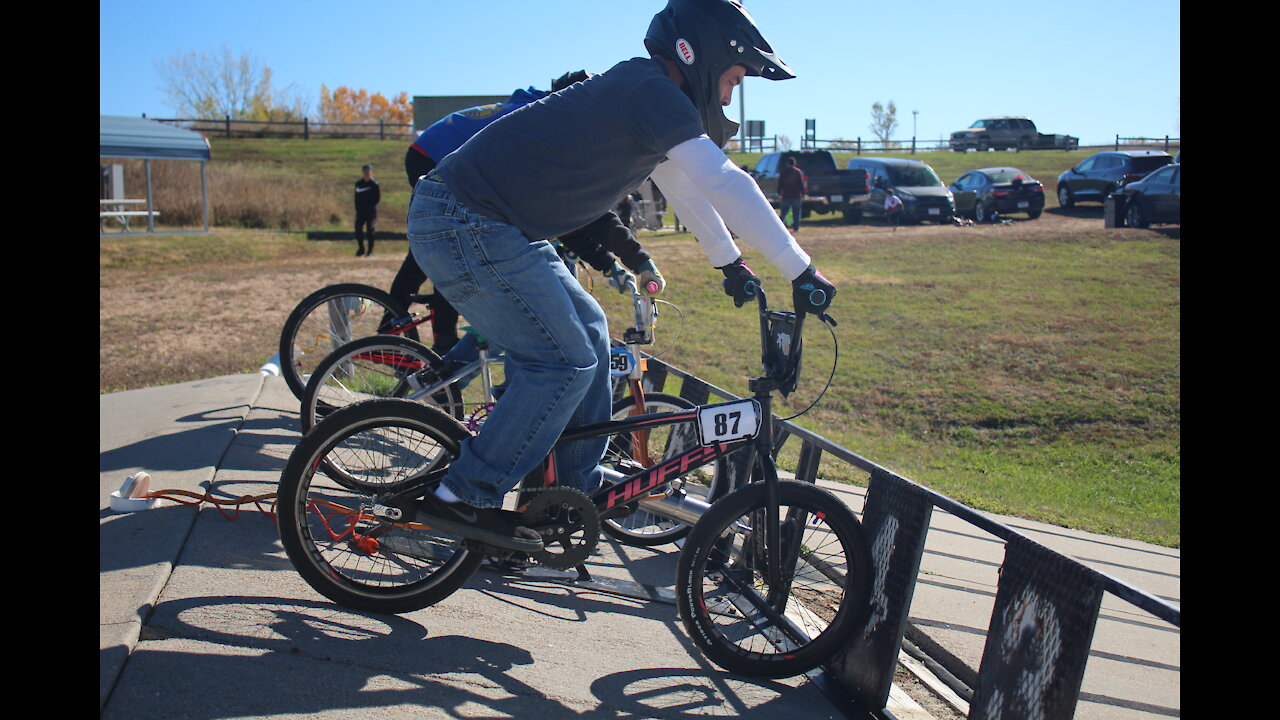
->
xmin=750 ymin=150 xmax=870 ymax=223
xmin=949 ymin=117 xmax=1078 ymax=152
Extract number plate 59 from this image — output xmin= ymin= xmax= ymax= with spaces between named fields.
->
xmin=696 ymin=398 xmax=762 ymax=446
xmin=609 ymin=348 xmax=634 ymax=378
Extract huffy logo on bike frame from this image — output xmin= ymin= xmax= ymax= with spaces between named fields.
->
xmin=675 ymin=38 xmax=695 ymax=64
xmin=604 ymin=443 xmax=724 ymax=508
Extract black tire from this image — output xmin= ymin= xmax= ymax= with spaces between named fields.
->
xmin=1125 ymin=198 xmax=1148 ymax=228
xmin=279 ymin=284 xmax=422 ymax=402
xmin=299 ymin=335 xmax=464 ymax=434
xmin=601 ymin=392 xmax=728 ymax=547
xmin=277 ymin=398 xmax=483 ymax=614
xmin=1027 ymin=208 xmax=1042 ymax=220
xmin=1057 ymin=184 xmax=1074 ymax=208
xmin=972 ymin=197 xmax=988 ymax=223
xmin=676 ymin=480 xmax=873 ymax=678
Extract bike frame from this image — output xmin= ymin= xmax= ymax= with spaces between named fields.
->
xmin=510 ymin=289 xmax=810 ymax=551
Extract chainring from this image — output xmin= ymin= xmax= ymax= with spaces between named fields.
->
xmin=520 ymin=487 xmax=600 ymax=570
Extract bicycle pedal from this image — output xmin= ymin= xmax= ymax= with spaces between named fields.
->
xmin=598 ymin=503 xmax=636 ymax=521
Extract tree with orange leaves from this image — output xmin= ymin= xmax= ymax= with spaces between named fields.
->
xmin=318 ymin=85 xmax=413 ymax=125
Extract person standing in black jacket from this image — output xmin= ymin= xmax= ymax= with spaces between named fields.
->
xmin=777 ymin=156 xmax=806 ymax=232
xmin=354 ymin=164 xmax=380 ymax=256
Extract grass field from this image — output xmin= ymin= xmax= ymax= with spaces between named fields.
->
xmin=100 ymin=138 xmax=1179 ymax=547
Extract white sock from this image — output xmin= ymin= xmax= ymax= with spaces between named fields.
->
xmin=434 ymin=484 xmax=462 ymax=504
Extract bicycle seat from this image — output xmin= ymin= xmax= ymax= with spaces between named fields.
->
xmin=460 ymin=325 xmax=489 ymax=343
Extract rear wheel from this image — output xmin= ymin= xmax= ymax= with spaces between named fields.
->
xmin=676 ymin=480 xmax=873 ymax=678
xmin=277 ymin=399 xmax=482 ymax=614
xmin=279 ymin=284 xmax=422 ymax=401
xmin=300 ymin=335 xmax=465 ymax=433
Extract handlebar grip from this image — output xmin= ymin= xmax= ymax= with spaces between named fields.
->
xmin=645 ymin=280 xmax=659 ymax=294
xmin=744 ymin=279 xmax=759 ymax=296
xmin=807 ymin=288 xmax=827 ymax=308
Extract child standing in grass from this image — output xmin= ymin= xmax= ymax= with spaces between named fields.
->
xmin=884 ymin=187 xmax=903 ymax=230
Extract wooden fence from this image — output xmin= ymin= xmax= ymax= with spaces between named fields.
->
xmin=743 ymin=135 xmax=1181 ymax=155
xmin=150 ymin=115 xmax=415 ymax=141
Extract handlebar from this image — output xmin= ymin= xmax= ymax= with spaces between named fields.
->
xmin=623 ymin=276 xmax=657 ymax=346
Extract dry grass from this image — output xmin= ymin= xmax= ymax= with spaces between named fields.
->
xmin=111 ymin=158 xmax=346 ymax=230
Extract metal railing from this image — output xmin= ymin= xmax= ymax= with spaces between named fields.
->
xmin=631 ymin=353 xmax=1179 ymax=720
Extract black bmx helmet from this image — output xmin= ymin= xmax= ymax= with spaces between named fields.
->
xmin=644 ymin=0 xmax=794 ymax=148
xmin=551 ymin=70 xmax=593 ymax=92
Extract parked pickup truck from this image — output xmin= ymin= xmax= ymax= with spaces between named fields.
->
xmin=750 ymin=150 xmax=870 ymax=223
xmin=949 ymin=117 xmax=1078 ymax=152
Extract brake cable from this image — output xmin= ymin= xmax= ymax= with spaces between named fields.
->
xmin=776 ymin=314 xmax=839 ymax=423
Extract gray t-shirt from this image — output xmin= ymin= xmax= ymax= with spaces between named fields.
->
xmin=436 ymin=58 xmax=704 ymax=241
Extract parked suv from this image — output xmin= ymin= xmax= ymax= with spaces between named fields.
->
xmin=846 ymin=157 xmax=955 ymax=224
xmin=1055 ymin=150 xmax=1172 ymax=207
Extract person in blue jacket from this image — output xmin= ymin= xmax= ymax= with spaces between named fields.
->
xmin=394 ymin=71 xmax=664 ymax=356
xmin=405 ymin=0 xmax=837 ymax=551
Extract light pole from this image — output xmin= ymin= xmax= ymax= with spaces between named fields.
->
xmin=912 ymin=110 xmax=918 ymax=153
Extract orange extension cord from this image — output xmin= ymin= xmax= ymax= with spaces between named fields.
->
xmin=139 ymin=489 xmax=279 ymax=523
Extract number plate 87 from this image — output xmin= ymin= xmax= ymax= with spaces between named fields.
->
xmin=696 ymin=398 xmax=762 ymax=446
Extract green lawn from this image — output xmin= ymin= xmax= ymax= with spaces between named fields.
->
xmin=104 ymin=138 xmax=1180 ymax=547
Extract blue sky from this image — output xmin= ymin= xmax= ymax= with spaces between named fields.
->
xmin=100 ymin=0 xmax=1179 ymax=147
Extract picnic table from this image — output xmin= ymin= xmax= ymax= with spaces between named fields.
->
xmin=101 ymin=199 xmax=160 ymax=232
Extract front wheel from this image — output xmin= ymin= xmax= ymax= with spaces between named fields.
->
xmin=602 ymin=392 xmax=727 ymax=547
xmin=1126 ymin=198 xmax=1148 ymax=228
xmin=676 ymin=480 xmax=873 ymax=679
xmin=1057 ymin=184 xmax=1074 ymax=208
xmin=277 ymin=399 xmax=482 ymax=614
xmin=279 ymin=284 xmax=421 ymax=401
xmin=973 ymin=197 xmax=989 ymax=223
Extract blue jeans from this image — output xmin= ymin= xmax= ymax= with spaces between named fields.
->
xmin=779 ymin=198 xmax=802 ymax=230
xmin=406 ymin=175 xmax=612 ymax=507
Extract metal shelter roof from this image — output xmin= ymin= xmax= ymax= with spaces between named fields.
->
xmin=100 ymin=115 xmax=212 ymax=161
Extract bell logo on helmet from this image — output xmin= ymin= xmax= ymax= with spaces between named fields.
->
xmin=675 ymin=38 xmax=695 ymax=64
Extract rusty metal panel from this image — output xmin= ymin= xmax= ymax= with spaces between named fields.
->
xmin=969 ymin=535 xmax=1104 ymax=720
xmin=827 ymin=471 xmax=933 ymax=709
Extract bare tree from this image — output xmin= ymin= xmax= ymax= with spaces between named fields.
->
xmin=869 ymin=101 xmax=898 ymax=145
xmin=156 ymin=45 xmax=307 ymax=120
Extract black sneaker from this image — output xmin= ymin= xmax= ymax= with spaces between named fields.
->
xmin=416 ymin=492 xmax=543 ymax=552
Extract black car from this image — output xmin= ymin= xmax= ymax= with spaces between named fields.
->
xmin=1056 ymin=150 xmax=1172 ymax=207
xmin=1117 ymin=163 xmax=1179 ymax=228
xmin=846 ymin=157 xmax=955 ymax=224
xmin=949 ymin=167 xmax=1046 ymax=222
